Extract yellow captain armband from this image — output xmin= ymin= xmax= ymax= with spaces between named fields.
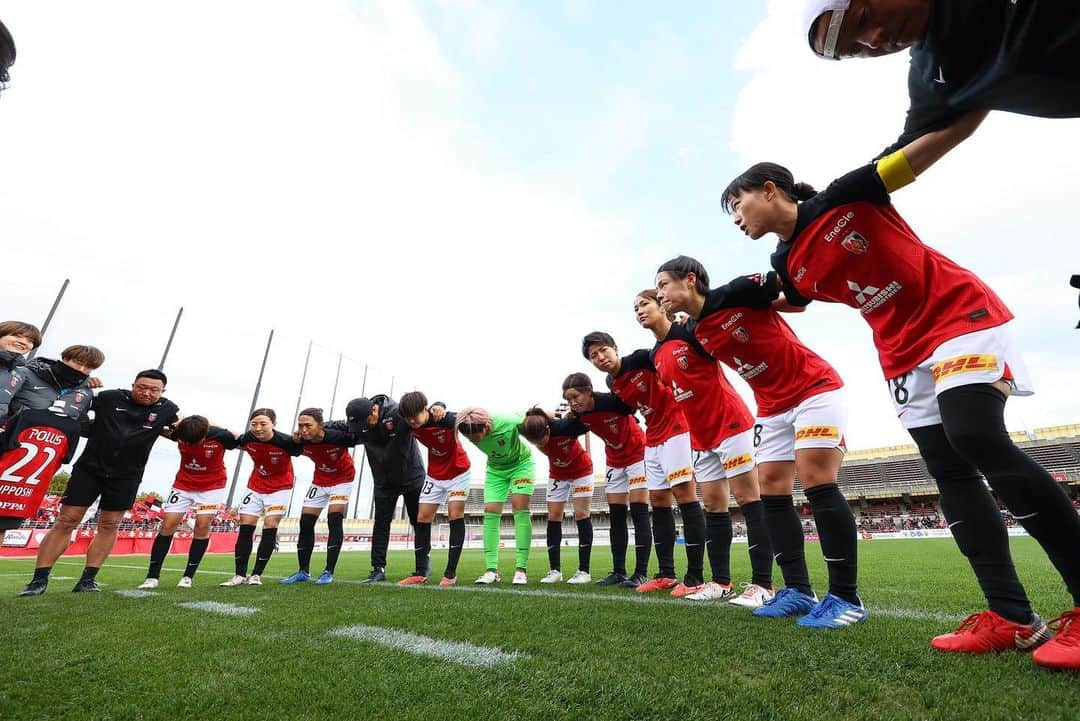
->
xmin=876 ymin=150 xmax=916 ymax=193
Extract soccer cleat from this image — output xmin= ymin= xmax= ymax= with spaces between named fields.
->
xmin=474 ymin=570 xmax=501 ymax=585
xmin=797 ymin=594 xmax=868 ymax=629
xmin=72 ymin=579 xmax=102 ymax=593
xmin=636 ymin=576 xmax=678 ymax=593
xmin=315 ymin=571 xmax=334 ymax=585
xmin=398 ymin=575 xmax=429 ymax=586
xmin=359 ymin=568 xmax=387 ymax=584
xmin=686 ymin=581 xmax=737 ymax=602
xmin=1033 ymin=608 xmax=1080 ymax=671
xmin=280 ymin=571 xmax=311 ymax=585
xmin=595 ymin=571 xmax=627 ymax=586
xmin=931 ymin=610 xmax=1050 ymax=653
xmin=567 ymin=571 xmax=591 ymax=585
xmin=670 ymin=582 xmax=706 ymax=598
xmin=753 ymin=587 xmax=818 ymax=618
xmin=137 ymin=578 xmax=159 ymax=590
xmin=729 ymin=582 xmax=775 ymax=609
xmin=540 ymin=570 xmax=563 ymax=584
xmin=439 ymin=576 xmax=457 ymax=587
xmin=18 ymin=580 xmax=47 ymax=597
xmin=246 ymin=574 xmax=263 ymax=586
xmin=219 ymin=575 xmax=247 ymax=587
xmin=177 ymin=576 xmax=193 ymax=589
xmin=512 ymin=570 xmax=528 ymax=585
xmin=619 ymin=572 xmax=649 ymax=589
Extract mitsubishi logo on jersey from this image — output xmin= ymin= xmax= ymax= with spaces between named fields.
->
xmin=670 ymin=380 xmax=693 ymax=403
xmin=732 ymin=356 xmax=768 ymax=380
xmin=847 ymin=281 xmax=879 ymax=305
xmin=847 ymin=279 xmax=903 ymax=314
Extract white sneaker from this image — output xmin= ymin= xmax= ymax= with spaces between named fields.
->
xmin=686 ymin=581 xmax=736 ymax=602
xmin=567 ymin=571 xmax=591 ymax=585
xmin=177 ymin=576 xmax=193 ymax=588
xmin=728 ymin=582 xmax=775 ymax=608
xmin=474 ymin=571 xmax=500 ymax=585
xmin=219 ymin=575 xmax=247 ymax=587
xmin=512 ymin=570 xmax=528 ymax=585
xmin=246 ymin=574 xmax=262 ymax=586
xmin=137 ymin=578 xmax=159 ymax=590
xmin=540 ymin=570 xmax=563 ymax=584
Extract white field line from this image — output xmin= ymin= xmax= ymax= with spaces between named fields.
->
xmin=0 ymin=573 xmax=74 ymax=579
xmin=114 ymin=589 xmax=159 ymax=598
xmin=177 ymin=601 xmax=258 ymax=617
xmin=329 ymin=624 xmax=520 ymax=668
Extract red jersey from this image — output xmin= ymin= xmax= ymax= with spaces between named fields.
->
xmin=607 ymin=350 xmax=689 ymax=447
xmin=695 ymin=300 xmax=843 ymax=417
xmin=573 ymin=393 xmax=645 ymax=469
xmin=173 ymin=427 xmax=239 ymax=493
xmin=410 ymin=411 xmax=470 ymax=481
xmin=541 ymin=419 xmax=593 ymax=481
xmin=774 ymin=165 xmax=1012 ymax=379
xmin=651 ymin=324 xmax=754 ymax=450
xmin=301 ymin=429 xmax=356 ymax=487
xmin=0 ymin=409 xmax=80 ymax=519
xmin=240 ymin=430 xmax=302 ymax=494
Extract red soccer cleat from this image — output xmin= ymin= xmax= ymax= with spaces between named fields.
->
xmin=636 ymin=576 xmax=678 ymax=594
xmin=397 ymin=575 xmax=429 ymax=586
xmin=669 ymin=582 xmax=705 ymax=598
xmin=439 ymin=576 xmax=457 ymax=587
xmin=1032 ymin=607 xmax=1080 ymax=671
xmin=931 ymin=610 xmax=1051 ymax=654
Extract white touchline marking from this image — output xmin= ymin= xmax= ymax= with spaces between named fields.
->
xmin=0 ymin=573 xmax=74 ymax=579
xmin=177 ymin=601 xmax=258 ymax=617
xmin=329 ymin=625 xmax=520 ymax=668
xmin=115 ymin=589 xmax=159 ymax=598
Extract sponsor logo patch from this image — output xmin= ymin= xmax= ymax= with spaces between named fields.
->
xmin=265 ymin=505 xmax=286 ymax=513
xmin=572 ymin=485 xmax=591 ymax=494
xmin=722 ymin=453 xmax=752 ymax=471
xmin=795 ymin=426 xmax=840 ymax=441
xmin=628 ymin=475 xmax=647 ymax=486
xmin=511 ymin=477 xmax=532 ymax=487
xmin=449 ymin=490 xmax=468 ymax=499
xmin=932 ymin=354 xmax=999 ymax=382
xmin=667 ymin=467 xmax=692 ymax=483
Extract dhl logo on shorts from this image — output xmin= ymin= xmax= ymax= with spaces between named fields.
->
xmin=573 ymin=485 xmax=592 ymax=494
xmin=628 ymin=476 xmax=647 ymax=487
xmin=449 ymin=490 xmax=468 ymax=499
xmin=512 ymin=478 xmax=532 ymax=487
xmin=197 ymin=504 xmax=219 ymax=512
xmin=667 ymin=467 xmax=692 ymax=483
xmin=722 ymin=454 xmax=753 ymax=471
xmin=329 ymin=494 xmax=350 ymax=503
xmin=795 ymin=426 xmax=840 ymax=441
xmin=265 ymin=505 xmax=286 ymax=513
xmin=931 ymin=354 xmax=998 ymax=382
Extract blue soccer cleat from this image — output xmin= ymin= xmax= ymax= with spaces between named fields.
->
xmin=314 ymin=570 xmax=334 ymax=585
xmin=279 ymin=571 xmax=311 ymax=585
xmin=796 ymin=593 xmax=868 ymax=629
xmin=753 ymin=587 xmax=818 ymax=618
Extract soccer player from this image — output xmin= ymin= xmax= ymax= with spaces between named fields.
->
xmin=279 ymin=407 xmax=355 ymax=586
xmin=399 ymin=392 xmax=471 ymax=586
xmin=721 ymin=155 xmax=1080 ymax=667
xmin=219 ymin=408 xmax=302 ymax=587
xmin=138 ymin=415 xmax=239 ymax=589
xmin=520 ymin=407 xmax=594 ymax=585
xmin=582 ymin=331 xmax=704 ymax=596
xmin=635 ymin=289 xmax=775 ymax=606
xmin=8 ymin=346 xmax=102 ymax=422
xmin=802 ymin=0 xmax=1080 ymax=162
xmin=656 ymin=256 xmax=862 ymax=626
xmin=20 ymin=369 xmax=179 ymax=596
xmin=560 ymin=373 xmax=652 ymax=588
xmin=0 ymin=321 xmax=42 ymax=424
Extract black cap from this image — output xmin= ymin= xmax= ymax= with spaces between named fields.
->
xmin=346 ymin=397 xmax=375 ymax=433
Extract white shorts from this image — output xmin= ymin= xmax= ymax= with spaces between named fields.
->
xmin=604 ymin=461 xmax=647 ymax=495
xmin=419 ymin=471 xmax=471 ymax=507
xmin=301 ymin=482 xmax=353 ymax=510
xmin=755 ymin=387 xmax=848 ymax=463
xmin=548 ymin=475 xmax=593 ymax=503
xmin=237 ymin=489 xmax=291 ymax=517
xmin=163 ymin=487 xmax=225 ymax=516
xmin=887 ymin=322 xmax=1033 ymax=430
xmin=693 ymin=428 xmax=756 ymax=483
xmin=644 ymin=432 xmax=693 ymax=490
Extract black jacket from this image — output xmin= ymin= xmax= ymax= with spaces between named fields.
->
xmin=73 ymin=389 xmax=180 ymax=479
xmin=328 ymin=394 xmax=423 ymax=494
xmin=6 ymin=357 xmax=94 ymax=423
xmin=0 ymin=349 xmax=25 ymax=423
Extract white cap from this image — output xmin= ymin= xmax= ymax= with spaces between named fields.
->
xmin=803 ymin=0 xmax=850 ymax=58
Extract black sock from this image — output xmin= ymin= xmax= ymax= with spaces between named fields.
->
xmin=678 ymin=502 xmax=706 ymax=586
xmin=235 ymin=524 xmax=256 ymax=576
xmin=805 ymin=484 xmax=858 ymax=603
xmin=762 ymin=494 xmax=812 ymax=595
xmin=414 ymin=522 xmax=432 ymax=576
xmin=705 ymin=511 xmax=732 ymax=586
xmin=325 ymin=512 xmax=344 ymax=573
xmin=742 ymin=500 xmax=774 ymax=589
xmin=445 ymin=518 xmax=465 ymax=579
xmin=939 ymin=384 xmax=1080 ymax=608
xmin=80 ymin=566 xmax=99 ymax=583
xmin=652 ymin=506 xmax=676 ymax=578
xmin=184 ymin=537 xmax=210 ymax=578
xmin=546 ymin=521 xmax=562 ymax=571
xmin=577 ymin=518 xmax=593 ymax=573
xmin=608 ymin=503 xmax=628 ymax=575
xmin=33 ymin=567 xmax=51 ymax=583
xmin=629 ymin=502 xmax=652 ymax=577
xmin=146 ymin=533 xmax=174 ymax=580
xmin=297 ymin=514 xmax=316 ymax=574
xmin=251 ymin=528 xmax=277 ymax=576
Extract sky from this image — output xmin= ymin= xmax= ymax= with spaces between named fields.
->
xmin=1 ymin=1 xmax=1077 ymax=516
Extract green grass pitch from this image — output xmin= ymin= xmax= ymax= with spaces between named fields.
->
xmin=1 ymin=537 xmax=1077 ymax=721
